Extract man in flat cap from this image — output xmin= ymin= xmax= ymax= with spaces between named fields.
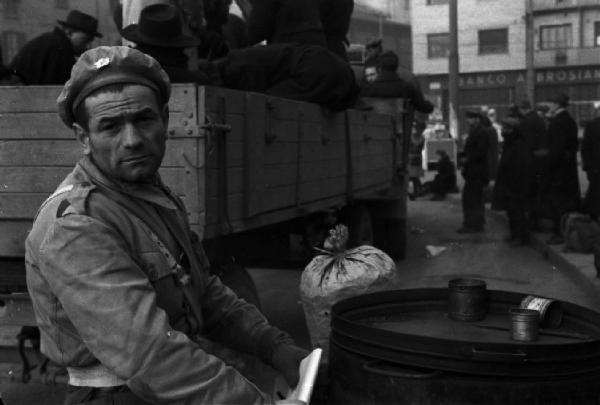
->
xmin=25 ymin=46 xmax=306 ymax=404
xmin=458 ymin=110 xmax=490 ymax=233
xmin=543 ymin=93 xmax=580 ymax=244
xmin=9 ymin=10 xmax=102 ymax=85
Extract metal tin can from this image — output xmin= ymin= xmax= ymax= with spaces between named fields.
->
xmin=520 ymin=295 xmax=563 ymax=328
xmin=448 ymin=278 xmax=488 ymax=321
xmin=510 ymin=308 xmax=540 ymax=342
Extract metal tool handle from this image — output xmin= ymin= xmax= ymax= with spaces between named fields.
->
xmin=362 ymin=360 xmax=442 ymax=379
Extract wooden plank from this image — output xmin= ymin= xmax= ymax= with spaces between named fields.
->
xmin=205 ymin=167 xmax=244 ymax=199
xmin=0 ymin=84 xmax=194 ymax=113
xmin=0 ymin=221 xmax=30 ymax=257
xmin=204 ymin=86 xmax=246 ymax=115
xmin=243 ymin=92 xmax=266 ymax=217
xmin=0 ymin=194 xmax=46 ymax=219
xmin=0 ymin=167 xmax=70 ymax=193
xmin=0 ymin=140 xmax=80 ymax=166
xmin=300 ymin=177 xmax=346 ymax=203
xmin=0 ymin=112 xmax=188 ymax=140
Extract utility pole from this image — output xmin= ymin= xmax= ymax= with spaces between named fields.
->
xmin=449 ymin=0 xmax=460 ymax=143
xmin=525 ymin=0 xmax=535 ymax=104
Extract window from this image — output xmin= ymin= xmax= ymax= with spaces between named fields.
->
xmin=55 ymin=0 xmax=69 ymax=9
xmin=427 ymin=0 xmax=448 ymax=5
xmin=427 ymin=33 xmax=450 ymax=58
xmin=540 ymin=24 xmax=572 ymax=49
xmin=595 ymin=21 xmax=600 ymax=47
xmin=478 ymin=28 xmax=508 ymax=54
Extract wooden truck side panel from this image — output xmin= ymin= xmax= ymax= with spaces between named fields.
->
xmin=0 ymin=84 xmax=202 ymax=258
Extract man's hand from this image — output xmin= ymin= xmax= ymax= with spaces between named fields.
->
xmin=271 ymin=344 xmax=310 ymax=388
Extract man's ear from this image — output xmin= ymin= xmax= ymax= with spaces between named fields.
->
xmin=73 ymin=123 xmax=91 ymax=155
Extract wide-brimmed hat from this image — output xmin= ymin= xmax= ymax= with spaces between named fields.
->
xmin=58 ymin=10 xmax=102 ymax=38
xmin=121 ymin=4 xmax=199 ymax=48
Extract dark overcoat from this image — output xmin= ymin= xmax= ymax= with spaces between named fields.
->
xmin=318 ymin=0 xmax=354 ymax=60
xmin=582 ymin=116 xmax=600 ymax=217
xmin=462 ymin=124 xmax=489 ymax=183
xmin=492 ymin=129 xmax=533 ymax=210
xmin=520 ymin=109 xmax=547 ymax=153
xmin=246 ymin=0 xmax=327 ymax=47
xmin=9 ymin=28 xmax=76 ymax=85
xmin=543 ymin=109 xmax=581 ymax=209
xmin=220 ymin=43 xmax=359 ymax=110
xmin=360 ymin=70 xmax=434 ymax=114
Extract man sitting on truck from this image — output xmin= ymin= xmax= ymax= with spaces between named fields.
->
xmin=25 ymin=46 xmax=306 ymax=405
xmin=360 ymin=51 xmax=434 ymax=115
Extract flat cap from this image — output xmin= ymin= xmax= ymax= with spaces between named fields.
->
xmin=57 ymin=46 xmax=170 ymax=127
xmin=547 ymin=92 xmax=569 ymax=107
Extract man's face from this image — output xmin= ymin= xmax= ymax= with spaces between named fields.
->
xmin=466 ymin=117 xmax=479 ymax=128
xmin=67 ymin=30 xmax=94 ymax=55
xmin=74 ymin=84 xmax=168 ymax=184
xmin=365 ymin=67 xmax=377 ymax=83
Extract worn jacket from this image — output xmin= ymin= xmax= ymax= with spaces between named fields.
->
xmin=26 ymin=157 xmax=293 ymax=404
xmin=545 ymin=109 xmax=580 ymax=202
xmin=9 ymin=27 xmax=77 ymax=85
xmin=246 ymin=0 xmax=327 ymax=47
xmin=582 ymin=116 xmax=600 ymax=217
xmin=462 ymin=124 xmax=490 ymax=183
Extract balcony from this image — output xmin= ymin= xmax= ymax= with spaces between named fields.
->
xmin=532 ymin=0 xmax=600 ymax=13
xmin=534 ymin=47 xmax=600 ymax=67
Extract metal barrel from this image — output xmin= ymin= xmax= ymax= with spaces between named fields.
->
xmin=510 ymin=308 xmax=540 ymax=342
xmin=448 ymin=278 xmax=487 ymax=321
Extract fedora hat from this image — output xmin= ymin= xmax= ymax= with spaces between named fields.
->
xmin=58 ymin=10 xmax=102 ymax=38
xmin=122 ymin=4 xmax=199 ymax=48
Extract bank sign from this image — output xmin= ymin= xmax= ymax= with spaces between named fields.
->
xmin=428 ymin=66 xmax=600 ymax=90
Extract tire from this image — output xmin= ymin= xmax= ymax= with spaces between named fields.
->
xmin=384 ymin=218 xmax=407 ymax=261
xmin=341 ymin=204 xmax=374 ymax=248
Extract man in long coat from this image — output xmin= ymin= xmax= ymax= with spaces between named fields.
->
xmin=543 ymin=93 xmax=580 ymax=244
xmin=458 ymin=111 xmax=489 ymax=233
xmin=582 ymin=103 xmax=600 ymax=220
xmin=518 ymin=99 xmax=547 ymax=229
xmin=492 ymin=118 xmax=533 ymax=245
xmin=319 ymin=0 xmax=354 ymax=60
xmin=9 ymin=10 xmax=102 ymax=85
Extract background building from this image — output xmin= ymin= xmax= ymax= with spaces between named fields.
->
xmin=412 ymin=0 xmax=600 ymax=134
xmin=0 ymin=0 xmax=120 ymax=65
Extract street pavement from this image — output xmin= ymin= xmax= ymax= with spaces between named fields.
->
xmin=3 ymin=189 xmax=600 ymax=404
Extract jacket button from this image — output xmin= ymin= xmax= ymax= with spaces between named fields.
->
xmin=166 ymin=330 xmax=173 ymax=338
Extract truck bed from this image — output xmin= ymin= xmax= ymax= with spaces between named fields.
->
xmin=0 ymin=84 xmax=407 ymax=261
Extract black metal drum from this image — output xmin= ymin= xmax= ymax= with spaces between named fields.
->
xmin=329 ymin=289 xmax=600 ymax=404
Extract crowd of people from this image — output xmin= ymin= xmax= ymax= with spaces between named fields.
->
xmin=0 ymin=1 xmax=434 ymax=116
xmin=459 ymin=96 xmax=599 ymax=249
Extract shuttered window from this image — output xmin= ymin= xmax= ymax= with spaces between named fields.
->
xmin=478 ymin=28 xmax=508 ymax=54
xmin=540 ymin=24 xmax=572 ymax=50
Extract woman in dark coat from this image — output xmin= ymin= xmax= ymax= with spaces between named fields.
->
xmin=492 ymin=118 xmax=533 ymax=245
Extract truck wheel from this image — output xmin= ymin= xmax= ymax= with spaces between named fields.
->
xmin=341 ymin=204 xmax=374 ymax=248
xmin=385 ymin=218 xmax=407 ymax=260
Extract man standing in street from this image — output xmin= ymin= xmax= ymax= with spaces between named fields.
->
xmin=458 ymin=111 xmax=489 ymax=233
xmin=543 ymin=93 xmax=580 ymax=244
xmin=518 ymin=99 xmax=547 ymax=230
xmin=25 ymin=46 xmax=306 ymax=404
xmin=582 ymin=102 xmax=600 ymax=220
xmin=9 ymin=10 xmax=102 ymax=85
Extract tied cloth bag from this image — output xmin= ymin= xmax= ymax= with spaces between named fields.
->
xmin=560 ymin=212 xmax=600 ymax=253
xmin=299 ymin=225 xmax=396 ymax=362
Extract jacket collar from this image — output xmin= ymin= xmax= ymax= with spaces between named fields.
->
xmin=375 ymin=70 xmax=400 ymax=82
xmin=78 ymin=156 xmax=177 ymax=210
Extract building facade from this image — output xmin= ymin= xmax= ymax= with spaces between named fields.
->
xmin=411 ymin=0 xmax=600 ymax=134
